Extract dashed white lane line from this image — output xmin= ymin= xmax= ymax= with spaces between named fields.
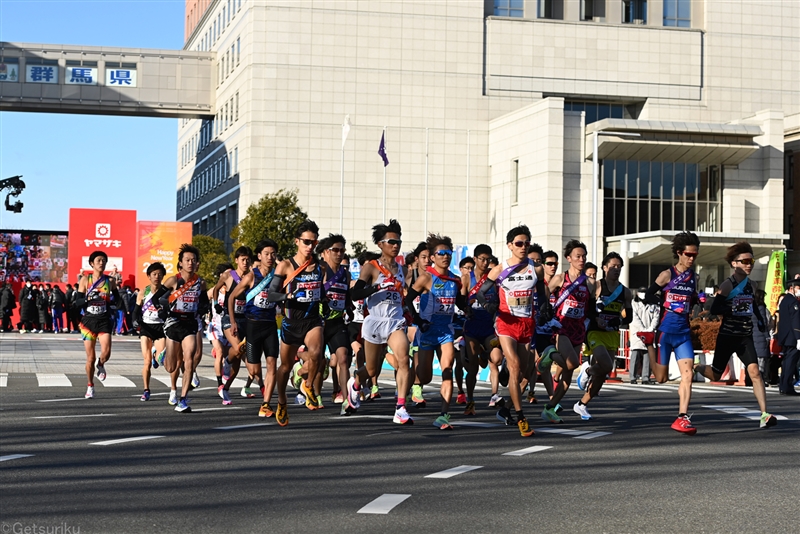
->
xmin=190 ymin=407 xmax=243 ymax=412
xmin=36 ymin=373 xmax=72 ymax=387
xmin=358 ymin=494 xmax=412 ymax=514
xmin=214 ymin=423 xmax=272 ymax=430
xmin=502 ymin=445 xmax=553 ymax=456
xmin=425 ymin=465 xmax=483 ymax=479
xmin=90 ymin=435 xmax=165 ymax=446
xmin=0 ymin=372 xmax=7 ymax=387
xmin=0 ymin=454 xmax=34 ymax=462
xmin=574 ymin=431 xmax=613 ymax=439
xmin=98 ymin=374 xmax=137 ymax=387
xmin=703 ymin=405 xmax=788 ymax=421
xmin=36 ymin=397 xmax=87 ymax=403
xmin=534 ymin=428 xmax=593 ymax=436
xmin=32 ymin=414 xmax=116 ymax=420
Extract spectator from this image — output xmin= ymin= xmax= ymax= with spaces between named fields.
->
xmin=0 ymin=283 xmax=16 ymax=332
xmin=50 ymin=285 xmax=67 ymax=333
xmin=18 ymin=281 xmax=37 ymax=333
xmin=629 ymin=287 xmax=660 ymax=384
xmin=692 ymin=292 xmax=706 ymax=320
xmin=120 ymin=285 xmax=135 ymax=335
xmin=768 ymin=293 xmax=785 ymax=386
xmin=67 ymin=284 xmax=81 ymax=333
xmin=36 ymin=285 xmax=50 ymax=333
xmin=750 ymin=289 xmax=771 ymax=386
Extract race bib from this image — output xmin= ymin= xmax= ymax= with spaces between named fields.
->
xmin=253 ymin=291 xmax=275 ymax=310
xmin=435 ymin=296 xmax=456 ymax=315
xmin=730 ymin=294 xmax=753 ymax=317
xmin=561 ymin=299 xmax=585 ymax=319
xmin=295 ymin=281 xmax=321 ymax=303
xmin=665 ymin=293 xmax=688 ymax=314
xmin=176 ymin=293 xmax=198 ymax=313
xmin=327 ymin=282 xmax=348 ymax=311
xmin=233 ymin=298 xmax=245 ymax=315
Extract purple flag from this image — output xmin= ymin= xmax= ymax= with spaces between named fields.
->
xmin=378 ymin=131 xmax=389 ymax=167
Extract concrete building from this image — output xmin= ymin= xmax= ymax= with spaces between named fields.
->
xmin=176 ymin=0 xmax=799 ymax=287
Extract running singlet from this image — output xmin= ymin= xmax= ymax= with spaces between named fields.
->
xmin=141 ymin=286 xmax=163 ymax=324
xmin=419 ymin=269 xmax=459 ymax=325
xmin=364 ymin=259 xmax=405 ymax=320
xmin=658 ymin=267 xmax=696 ymax=335
xmin=244 ymin=267 xmax=277 ymax=322
xmin=322 ymin=265 xmax=349 ymax=320
xmin=589 ymin=279 xmax=625 ymax=332
xmin=283 ymin=258 xmax=323 ymax=320
xmin=227 ymin=270 xmax=246 ymax=317
xmin=718 ymin=276 xmax=754 ymax=337
xmin=554 ymin=272 xmax=590 ymax=323
xmin=468 ymin=270 xmax=495 ymax=320
xmin=497 ymin=260 xmax=537 ymax=319
xmin=85 ymin=274 xmax=111 ymax=318
xmin=169 ymin=274 xmax=203 ymax=318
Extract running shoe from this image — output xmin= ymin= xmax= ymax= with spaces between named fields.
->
xmin=370 ymin=385 xmax=381 ymax=399
xmin=151 ymin=356 xmax=159 ymax=369
xmin=291 ymin=362 xmax=303 ymax=391
xmin=759 ymin=412 xmax=777 ymax=429
xmin=463 ymin=401 xmax=476 ymax=416
xmin=794 ymin=378 xmax=800 ymax=388
xmin=518 ymin=418 xmax=534 ymax=437
xmin=218 ymin=384 xmax=225 ymax=399
xmin=537 ymin=345 xmax=557 ymax=373
xmin=541 ymin=405 xmax=563 ymax=424
xmin=496 ymin=406 xmax=514 ymax=426
xmin=241 ymin=387 xmax=255 ymax=398
xmin=499 ymin=360 xmax=509 ymax=387
xmin=169 ymin=390 xmax=178 ymax=405
xmin=85 ymin=385 xmax=94 ymax=399
xmin=221 ymin=389 xmax=232 ymax=406
xmin=259 ymin=402 xmax=274 ymax=418
xmin=488 ymin=394 xmax=502 ymax=408
xmin=411 ymin=384 xmax=426 ymax=407
xmin=333 ymin=391 xmax=344 ymax=404
xmin=316 ymin=395 xmax=325 ymax=409
xmin=322 ymin=359 xmax=330 ymax=381
xmin=140 ymin=390 xmax=150 ymax=402
xmin=576 ymin=363 xmax=592 ymax=392
xmin=393 ymin=406 xmax=413 ymax=425
xmin=96 ymin=362 xmax=106 ymax=382
xmin=295 ymin=393 xmax=305 ymax=405
xmin=671 ymin=415 xmax=697 ymax=435
xmin=433 ymin=413 xmax=452 ymax=430
xmin=276 ymin=403 xmax=289 ymax=426
xmin=156 ymin=349 xmax=166 ymax=367
xmin=573 ymin=402 xmax=592 ymax=421
xmin=555 ymin=403 xmax=563 ymax=414
xmin=527 ymin=390 xmax=537 ymax=404
xmin=302 ymin=380 xmax=319 ymax=410
xmin=347 ymin=377 xmax=361 ymax=411
xmin=175 ymin=399 xmax=191 ymax=413
xmin=456 ymin=392 xmax=467 ymax=405
xmin=191 ymin=372 xmax=201 ymax=389
xmin=340 ymin=398 xmax=357 ymax=416
xmin=222 ymin=358 xmax=232 ymax=382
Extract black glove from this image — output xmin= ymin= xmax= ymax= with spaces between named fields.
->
xmin=132 ymin=319 xmax=140 ymax=330
xmin=214 ymin=303 xmax=224 ymax=315
xmin=538 ymin=302 xmax=554 ymax=324
xmin=417 ymin=319 xmax=431 ymax=333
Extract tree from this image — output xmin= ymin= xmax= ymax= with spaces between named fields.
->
xmin=230 ymin=189 xmax=308 ymax=258
xmin=350 ymin=241 xmax=368 ymax=257
xmin=192 ymin=234 xmax=229 ymax=284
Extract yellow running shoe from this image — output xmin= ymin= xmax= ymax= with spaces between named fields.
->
xmin=302 ymin=380 xmax=319 ymax=410
xmin=518 ymin=418 xmax=534 ymax=437
xmin=276 ymin=403 xmax=289 ymax=426
xmin=259 ymin=402 xmax=274 ymax=418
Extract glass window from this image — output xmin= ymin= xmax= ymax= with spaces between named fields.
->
xmin=585 ymin=103 xmax=598 ymax=125
xmin=638 ymin=200 xmax=649 ymax=233
xmin=234 ymin=147 xmax=239 ymax=174
xmin=664 ymin=0 xmax=690 ymax=27
xmin=785 ymin=151 xmax=794 ymax=189
xmin=604 ymin=198 xmax=615 ymax=238
xmin=615 ymin=199 xmax=625 ymax=235
xmin=235 ymin=92 xmax=239 ymax=121
xmin=662 ymin=162 xmax=673 ymax=199
xmin=639 ymin=161 xmax=650 ymax=199
xmin=237 ymin=37 xmax=241 ymax=64
xmin=685 ymin=163 xmax=697 ymax=200
xmin=674 ymin=162 xmax=685 ymax=201
xmin=494 ymin=0 xmax=524 ymax=17
xmin=611 ymin=105 xmax=624 ymax=119
xmin=674 ymin=202 xmax=684 ymax=230
xmin=539 ymin=0 xmax=558 ymax=19
xmin=623 ymin=0 xmax=647 ymax=23
xmin=627 ymin=160 xmax=638 ymax=198
xmin=627 ymin=199 xmax=637 ymax=234
xmin=581 ymin=0 xmax=595 ymax=21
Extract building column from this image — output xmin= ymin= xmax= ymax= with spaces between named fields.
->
xmin=648 ymin=0 xmax=663 ymax=26
xmin=620 ymin=238 xmax=630 ymax=287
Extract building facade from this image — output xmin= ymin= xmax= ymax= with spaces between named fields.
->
xmin=176 ymin=0 xmax=799 ymax=285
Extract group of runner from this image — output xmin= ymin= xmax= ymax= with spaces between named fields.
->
xmin=74 ymin=222 xmax=778 ymax=436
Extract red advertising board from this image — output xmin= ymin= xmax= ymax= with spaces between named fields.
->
xmin=135 ymin=221 xmax=193 ymax=289
xmin=67 ymin=208 xmax=137 ymax=288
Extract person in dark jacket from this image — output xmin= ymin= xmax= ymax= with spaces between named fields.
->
xmin=37 ymin=285 xmax=50 ymax=333
xmin=776 ymin=279 xmax=800 ymax=395
xmin=50 ymin=286 xmax=66 ymax=333
xmin=1 ymin=283 xmax=16 ymax=332
xmin=66 ymin=283 xmax=81 ymax=333
xmin=18 ymin=281 xmax=38 ymax=333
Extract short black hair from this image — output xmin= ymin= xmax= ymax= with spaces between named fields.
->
xmin=178 ymin=244 xmax=201 ymax=264
xmin=473 ymin=244 xmax=492 ymax=258
xmin=295 ymin=220 xmax=320 ymax=239
xmin=459 ymin=257 xmax=475 ymax=268
xmin=585 ymin=262 xmax=598 ymax=272
xmin=671 ymin=231 xmax=700 ymax=259
xmin=426 ymin=233 xmax=453 ymax=254
xmin=725 ymin=241 xmax=753 ymax=266
xmin=601 ymin=252 xmax=624 ymax=274
xmin=371 ymin=219 xmax=402 ymax=244
xmin=88 ymin=250 xmax=108 ymax=265
xmin=564 ymin=239 xmax=587 ymax=258
xmin=506 ymin=225 xmax=531 ymax=243
xmin=215 ymin=263 xmax=233 ymax=277
xmin=255 ymin=239 xmax=278 ymax=255
xmin=543 ymin=250 xmax=559 ymax=262
xmin=358 ymin=251 xmax=380 ymax=265
xmin=488 ymin=256 xmax=499 ymax=267
xmin=234 ymin=246 xmax=252 ymax=259
xmin=527 ymin=243 xmax=544 ymax=257
xmin=146 ymin=262 xmax=167 ymax=276
xmin=405 ymin=251 xmax=417 ymax=265
xmin=326 ymin=233 xmax=346 ymax=248
xmin=413 ymin=241 xmax=428 ymax=257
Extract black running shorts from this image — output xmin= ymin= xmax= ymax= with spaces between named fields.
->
xmin=280 ymin=316 xmax=323 ymax=347
xmin=245 ymin=320 xmax=279 ymax=364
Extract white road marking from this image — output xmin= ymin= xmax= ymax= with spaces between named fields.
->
xmin=357 ymin=494 xmax=412 ymax=514
xmin=1 ymin=372 xmax=8 ymax=387
xmin=191 ymin=407 xmax=243 ymax=412
xmin=502 ymin=445 xmax=553 ymax=456
xmin=574 ymin=431 xmax=613 ymax=439
xmin=98 ymin=374 xmax=137 ymax=387
xmin=130 ymin=387 xmax=215 ymax=398
xmin=534 ymin=428 xmax=593 ymax=436
xmin=0 ymin=454 xmax=34 ymax=462
xmin=91 ymin=435 xmax=165 ymax=446
xmin=36 ymin=397 xmax=88 ymax=403
xmin=601 ymin=384 xmax=676 ymax=394
xmin=703 ymin=405 xmax=788 ymax=421
xmin=425 ymin=465 xmax=483 ymax=479
xmin=36 ymin=373 xmax=72 ymax=387
xmin=152 ymin=375 xmax=182 ymax=388
xmin=32 ymin=414 xmax=116 ymax=419
xmin=214 ymin=423 xmax=272 ymax=430
xmin=454 ymin=421 xmax=503 ymax=428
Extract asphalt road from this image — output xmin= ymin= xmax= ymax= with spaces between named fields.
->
xmin=1 ymin=335 xmax=799 ymax=534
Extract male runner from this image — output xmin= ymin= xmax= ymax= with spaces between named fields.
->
xmin=406 ymin=234 xmax=471 ymax=429
xmin=227 ymin=239 xmax=280 ymax=418
xmin=574 ymin=252 xmax=633 ymax=420
xmin=540 ymin=240 xmax=595 ymax=424
xmin=207 ymin=263 xmax=232 ymax=390
xmin=350 ymin=251 xmax=381 ymax=399
xmin=531 ymin=250 xmax=559 ymax=405
xmin=75 ymin=251 xmax=118 ymax=399
xmin=214 ymin=247 xmax=252 ymax=405
xmin=268 ymin=220 xmax=326 ymax=426
xmin=461 ymin=244 xmax=504 ymax=414
xmin=154 ymin=244 xmax=209 ymax=413
xmin=453 ymin=256 xmax=474 ymax=405
xmin=407 ymin=242 xmax=431 ymax=407
xmin=132 ymin=262 xmax=167 ymax=401
xmin=645 ymin=231 xmax=701 ymax=434
xmin=475 ymin=225 xmax=548 ymax=437
xmin=694 ymin=242 xmax=777 ymax=428
xmin=350 ymin=219 xmax=413 ymax=425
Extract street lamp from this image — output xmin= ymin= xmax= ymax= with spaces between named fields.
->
xmin=591 ymin=131 xmax=641 ymax=264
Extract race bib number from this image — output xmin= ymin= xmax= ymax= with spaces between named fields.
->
xmin=731 ymin=295 xmax=753 ymax=317
xmin=435 ymin=296 xmax=456 ymax=315
xmin=176 ymin=293 xmax=198 ymax=313
xmin=233 ymin=298 xmax=245 ymax=314
xmin=561 ymin=299 xmax=585 ymax=319
xmin=253 ymin=291 xmax=274 ymax=310
xmin=87 ymin=302 xmax=106 ymax=315
xmin=295 ymin=282 xmax=321 ymax=303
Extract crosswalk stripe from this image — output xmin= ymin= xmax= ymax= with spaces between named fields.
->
xmin=36 ymin=373 xmax=72 ymax=387
xmin=702 ymin=405 xmax=788 ymax=421
xmin=425 ymin=465 xmax=483 ymax=478
xmin=502 ymin=445 xmax=552 ymax=456
xmin=151 ymin=375 xmax=182 ymax=388
xmin=574 ymin=431 xmax=613 ymax=439
xmin=98 ymin=375 xmax=137 ymax=387
xmin=358 ymin=494 xmax=411 ymax=514
xmin=0 ymin=372 xmax=7 ymax=387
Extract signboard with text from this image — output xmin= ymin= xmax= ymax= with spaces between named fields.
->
xmin=67 ymin=208 xmax=137 ymax=287
xmin=106 ymin=68 xmax=137 ymax=87
xmin=65 ymin=66 xmax=98 ymax=85
xmin=135 ymin=221 xmax=193 ymax=289
xmin=26 ymin=65 xmax=58 ymax=84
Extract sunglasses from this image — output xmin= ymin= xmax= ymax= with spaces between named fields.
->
xmin=380 ymin=239 xmax=402 ymax=246
xmin=513 ymin=240 xmax=531 ymax=248
xmin=544 ymin=261 xmax=558 ymax=267
xmin=328 ymin=247 xmax=345 ymax=254
xmin=682 ymin=252 xmax=698 ymax=259
xmin=298 ymin=238 xmax=318 ymax=247
xmin=735 ymin=258 xmax=754 ymax=265
xmin=434 ymin=250 xmax=453 ymax=257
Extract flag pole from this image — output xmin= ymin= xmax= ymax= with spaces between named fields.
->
xmin=383 ymin=127 xmax=387 ymax=222
xmin=339 ymin=143 xmax=344 ymax=233
xmin=424 ymin=127 xmax=429 ymax=235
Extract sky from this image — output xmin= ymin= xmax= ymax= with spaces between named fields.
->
xmin=0 ymin=0 xmax=186 ymax=231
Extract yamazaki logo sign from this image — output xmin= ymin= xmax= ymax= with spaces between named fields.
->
xmin=68 ymin=208 xmax=137 ymax=287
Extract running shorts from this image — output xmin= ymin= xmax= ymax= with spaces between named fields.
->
xmin=139 ymin=322 xmax=165 ymax=341
xmin=711 ymin=334 xmax=757 ymax=375
xmin=585 ymin=330 xmax=620 ymax=356
xmin=348 ymin=321 xmax=363 ymax=344
xmin=324 ymin=318 xmax=351 ymax=355
xmin=280 ymin=316 xmax=323 ymax=347
xmin=494 ymin=314 xmax=533 ymax=344
xmin=221 ymin=313 xmax=246 ymax=341
xmin=557 ymin=317 xmax=586 ymax=347
xmin=362 ymin=315 xmax=406 ymax=345
xmin=206 ymin=317 xmax=229 ymax=345
xmin=418 ymin=322 xmax=455 ymax=351
xmin=165 ymin=317 xmax=199 ymax=343
xmin=245 ymin=320 xmax=279 ymax=364
xmin=80 ymin=315 xmax=112 ymax=341
xmin=657 ymin=331 xmax=694 ymax=366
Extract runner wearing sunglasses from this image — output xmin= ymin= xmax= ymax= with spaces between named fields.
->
xmin=694 ymin=242 xmax=776 ymax=429
xmin=644 ymin=231 xmax=701 ymax=434
xmin=474 ymin=225 xmax=548 ymax=437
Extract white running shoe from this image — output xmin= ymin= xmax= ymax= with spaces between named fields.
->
xmin=191 ymin=372 xmax=200 ymax=389
xmin=488 ymin=394 xmax=502 ymax=408
xmin=347 ymin=377 xmax=361 ymax=411
xmin=573 ymin=401 xmax=592 ymax=421
xmin=85 ymin=385 xmax=94 ymax=399
xmin=169 ymin=390 xmax=178 ymax=406
xmin=295 ymin=393 xmax=306 ymax=405
xmin=393 ymin=406 xmax=413 ymax=425
xmin=96 ymin=362 xmax=106 ymax=382
xmin=576 ymin=362 xmax=592 ymax=392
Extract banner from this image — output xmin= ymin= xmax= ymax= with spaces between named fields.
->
xmin=68 ymin=208 xmax=137 ymax=288
xmin=135 ymin=221 xmax=193 ymax=289
xmin=764 ymin=250 xmax=786 ymax=315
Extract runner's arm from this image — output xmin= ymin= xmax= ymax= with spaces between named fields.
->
xmin=227 ymin=274 xmax=250 ymax=317
xmin=620 ymin=288 xmax=634 ymax=327
xmin=644 ymin=270 xmax=669 ymax=306
xmin=709 ymin=279 xmax=733 ymax=316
